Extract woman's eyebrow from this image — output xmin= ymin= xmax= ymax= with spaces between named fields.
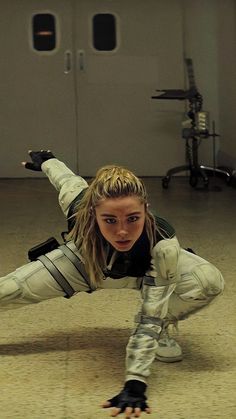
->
xmin=127 ymin=211 xmax=142 ymax=216
xmin=100 ymin=213 xmax=117 ymax=217
xmin=100 ymin=211 xmax=142 ymax=217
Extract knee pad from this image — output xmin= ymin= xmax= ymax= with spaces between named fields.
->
xmin=192 ymin=263 xmax=224 ymax=297
xmin=166 ymin=263 xmax=224 ymax=321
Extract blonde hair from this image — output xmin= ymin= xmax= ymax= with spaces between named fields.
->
xmin=70 ymin=165 xmax=157 ymax=287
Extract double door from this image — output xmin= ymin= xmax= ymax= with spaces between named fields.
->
xmin=0 ymin=0 xmax=185 ymax=177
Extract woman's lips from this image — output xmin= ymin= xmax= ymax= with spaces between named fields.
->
xmin=115 ymin=240 xmax=132 ymax=247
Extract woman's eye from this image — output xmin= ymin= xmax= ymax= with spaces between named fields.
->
xmin=105 ymin=218 xmax=116 ymax=224
xmin=128 ymin=216 xmax=139 ymax=223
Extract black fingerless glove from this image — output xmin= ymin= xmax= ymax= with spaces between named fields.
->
xmin=24 ymin=150 xmax=55 ymax=171
xmin=106 ymin=380 xmax=149 ymax=412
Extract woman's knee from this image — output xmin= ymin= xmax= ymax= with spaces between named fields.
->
xmin=174 ymin=261 xmax=224 ymax=301
xmin=192 ymin=263 xmax=224 ymax=297
xmin=167 ymin=263 xmax=224 ymax=321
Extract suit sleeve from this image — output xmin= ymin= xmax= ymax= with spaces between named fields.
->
xmin=41 ymin=158 xmax=88 ymax=216
xmin=125 ymin=236 xmax=180 ymax=384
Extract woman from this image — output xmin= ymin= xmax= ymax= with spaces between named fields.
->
xmin=0 ymin=150 xmax=224 ymax=418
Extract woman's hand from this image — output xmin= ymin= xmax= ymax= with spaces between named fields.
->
xmin=102 ymin=380 xmax=151 ymax=417
xmin=22 ymin=150 xmax=55 ymax=171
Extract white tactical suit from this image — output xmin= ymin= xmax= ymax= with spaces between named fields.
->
xmin=0 ymin=159 xmax=224 ymax=385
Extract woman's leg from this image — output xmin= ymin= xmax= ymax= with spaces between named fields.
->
xmin=167 ymin=249 xmax=224 ymax=320
xmin=0 ymin=243 xmax=92 ymax=311
xmin=156 ymin=249 xmax=224 ymax=362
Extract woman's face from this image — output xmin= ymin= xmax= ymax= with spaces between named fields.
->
xmin=95 ymin=196 xmax=146 ymax=252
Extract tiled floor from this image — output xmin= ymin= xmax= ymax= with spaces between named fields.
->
xmin=0 ymin=175 xmax=235 ymax=419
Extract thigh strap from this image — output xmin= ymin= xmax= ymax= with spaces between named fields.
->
xmin=59 ymin=244 xmax=94 ymax=292
xmin=38 ymin=255 xmax=76 ymax=299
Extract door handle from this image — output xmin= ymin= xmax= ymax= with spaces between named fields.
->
xmin=64 ymin=50 xmax=72 ymax=74
xmin=78 ymin=49 xmax=85 ymax=71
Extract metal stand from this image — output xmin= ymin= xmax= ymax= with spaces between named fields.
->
xmin=162 ymin=122 xmax=232 ymax=189
xmin=151 ymin=58 xmax=232 ymax=189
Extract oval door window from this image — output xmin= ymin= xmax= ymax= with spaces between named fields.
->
xmin=93 ymin=13 xmax=116 ymax=51
xmin=32 ymin=13 xmax=56 ymax=51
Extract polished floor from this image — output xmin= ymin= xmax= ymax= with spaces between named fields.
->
xmin=0 ymin=175 xmax=235 ymax=419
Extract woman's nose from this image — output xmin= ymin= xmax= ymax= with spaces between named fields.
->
xmin=118 ymin=230 xmax=128 ymax=238
xmin=117 ymin=223 xmax=128 ymax=237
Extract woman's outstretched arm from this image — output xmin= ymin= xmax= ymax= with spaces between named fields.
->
xmin=22 ymin=150 xmax=88 ymax=216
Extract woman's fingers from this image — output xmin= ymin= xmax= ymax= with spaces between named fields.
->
xmin=102 ymin=401 xmax=111 ymax=408
xmin=134 ymin=407 xmax=142 ymax=417
xmin=110 ymin=407 xmax=122 ymax=417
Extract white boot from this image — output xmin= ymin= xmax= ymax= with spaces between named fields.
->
xmin=156 ymin=323 xmax=183 ymax=363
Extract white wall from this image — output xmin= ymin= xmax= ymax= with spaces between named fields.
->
xmin=0 ymin=0 xmax=235 ymax=176
xmin=217 ymin=0 xmax=236 ymax=168
xmin=183 ymin=0 xmax=236 ymax=169
xmin=182 ymin=0 xmax=220 ymax=166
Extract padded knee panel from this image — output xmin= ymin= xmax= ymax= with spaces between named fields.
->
xmin=192 ymin=263 xmax=224 ymax=297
